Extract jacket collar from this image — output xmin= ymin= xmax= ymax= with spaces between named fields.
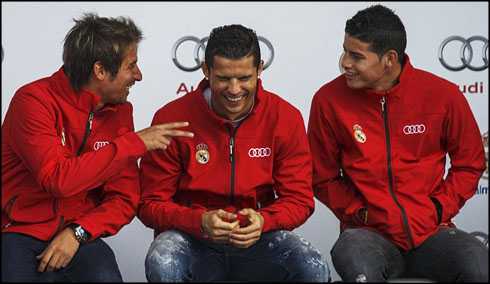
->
xmin=50 ymin=66 xmax=114 ymax=112
xmin=354 ymin=54 xmax=415 ymax=100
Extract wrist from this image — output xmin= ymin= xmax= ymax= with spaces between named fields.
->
xmin=200 ymin=212 xmax=209 ymax=238
xmin=67 ymin=223 xmax=91 ymax=244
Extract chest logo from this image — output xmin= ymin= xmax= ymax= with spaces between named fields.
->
xmin=403 ymin=124 xmax=426 ymax=135
xmin=248 ymin=147 xmax=271 ymax=158
xmin=195 ymin=143 xmax=210 ymax=164
xmin=94 ymin=141 xmax=110 ymax=150
xmin=353 ymin=124 xmax=367 ymax=143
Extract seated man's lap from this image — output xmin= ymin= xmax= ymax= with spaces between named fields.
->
xmin=2 ymin=232 xmax=122 ymax=282
xmin=145 ymin=229 xmax=330 ymax=282
xmin=403 ymin=227 xmax=488 ymax=282
xmin=331 ymin=227 xmax=488 ymax=282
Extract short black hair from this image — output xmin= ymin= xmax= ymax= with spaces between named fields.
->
xmin=63 ymin=13 xmax=143 ymax=92
xmin=205 ymin=24 xmax=261 ymax=70
xmin=345 ymin=4 xmax=406 ymax=62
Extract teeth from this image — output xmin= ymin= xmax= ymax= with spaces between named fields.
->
xmin=226 ymin=95 xmax=243 ymax=102
xmin=126 ymin=85 xmax=132 ymax=90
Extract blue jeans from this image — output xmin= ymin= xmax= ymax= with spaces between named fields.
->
xmin=331 ymin=227 xmax=489 ymax=282
xmin=1 ymin=232 xmax=123 ymax=282
xmin=145 ymin=229 xmax=330 ymax=282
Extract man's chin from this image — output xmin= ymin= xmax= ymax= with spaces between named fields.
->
xmin=118 ymin=97 xmax=128 ymax=105
xmin=346 ymin=81 xmax=362 ymax=90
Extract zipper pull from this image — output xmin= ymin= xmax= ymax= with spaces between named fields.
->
xmin=2 ymin=223 xmax=12 ymax=230
xmin=380 ymin=96 xmax=386 ymax=113
xmin=88 ymin=112 xmax=94 ymax=137
xmin=229 ymin=137 xmax=234 ymax=163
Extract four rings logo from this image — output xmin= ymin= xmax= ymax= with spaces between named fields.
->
xmin=248 ymin=147 xmax=271 ymax=158
xmin=439 ymin=36 xmax=488 ymax=71
xmin=93 ymin=141 xmax=109 ymax=150
xmin=172 ymin=36 xmax=274 ymax=72
xmin=403 ymin=124 xmax=426 ymax=135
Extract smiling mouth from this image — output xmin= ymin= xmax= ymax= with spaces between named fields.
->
xmin=126 ymin=84 xmax=133 ymax=91
xmin=345 ymin=71 xmax=358 ymax=78
xmin=225 ymin=95 xmax=245 ymax=102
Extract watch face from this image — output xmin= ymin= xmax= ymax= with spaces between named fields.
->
xmin=75 ymin=226 xmax=88 ymax=242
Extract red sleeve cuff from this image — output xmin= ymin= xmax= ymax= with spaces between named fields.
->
xmin=114 ymin=132 xmax=147 ymax=160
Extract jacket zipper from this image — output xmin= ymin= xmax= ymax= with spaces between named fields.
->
xmin=51 ymin=197 xmax=65 ymax=240
xmin=2 ymin=196 xmax=18 ymax=229
xmin=381 ymin=96 xmax=415 ymax=249
xmin=52 ymin=216 xmax=64 ymax=240
xmin=76 ymin=105 xmax=94 ymax=157
xmin=227 ymin=125 xmax=238 ymax=205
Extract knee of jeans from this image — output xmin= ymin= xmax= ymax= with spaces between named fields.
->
xmin=279 ymin=231 xmax=331 ymax=282
xmin=298 ymin=256 xmax=331 ymax=282
xmin=455 ymin=250 xmax=489 ymax=282
xmin=145 ymin=231 xmax=189 ymax=282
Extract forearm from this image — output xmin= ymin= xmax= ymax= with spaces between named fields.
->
xmin=313 ymin=176 xmax=365 ymax=223
xmin=138 ymin=200 xmax=206 ymax=239
xmin=431 ymin=165 xmax=485 ymax=222
xmin=259 ymin=198 xmax=313 ymax=232
xmin=38 ymin=132 xmax=145 ymax=199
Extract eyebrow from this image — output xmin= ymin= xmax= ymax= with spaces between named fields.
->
xmin=126 ymin=59 xmax=138 ymax=68
xmin=343 ymin=46 xmax=365 ymax=58
xmin=350 ymin=51 xmax=365 ymax=58
xmin=216 ymin=74 xmax=253 ymax=80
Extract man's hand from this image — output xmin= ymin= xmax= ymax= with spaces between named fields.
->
xmin=136 ymin=122 xmax=194 ymax=151
xmin=36 ymin=228 xmax=80 ymax=272
xmin=201 ymin=209 xmax=240 ymax=243
xmin=229 ymin=208 xmax=264 ymax=248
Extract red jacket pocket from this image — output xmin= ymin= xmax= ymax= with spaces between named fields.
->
xmin=6 ymin=196 xmax=57 ymax=224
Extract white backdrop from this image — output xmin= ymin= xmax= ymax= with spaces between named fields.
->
xmin=2 ymin=2 xmax=488 ymax=282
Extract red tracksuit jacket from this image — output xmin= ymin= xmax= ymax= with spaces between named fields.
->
xmin=307 ymin=55 xmax=485 ymax=250
xmin=1 ymin=67 xmax=146 ymax=241
xmin=138 ymin=78 xmax=315 ymax=240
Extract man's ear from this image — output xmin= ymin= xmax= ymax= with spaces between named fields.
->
xmin=257 ymin=59 xmax=264 ymax=78
xmin=93 ymin=61 xmax=106 ymax=81
xmin=201 ymin=61 xmax=209 ymax=79
xmin=384 ymin=50 xmax=398 ymax=68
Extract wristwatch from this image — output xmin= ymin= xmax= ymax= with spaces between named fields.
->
xmin=67 ymin=223 xmax=91 ymax=244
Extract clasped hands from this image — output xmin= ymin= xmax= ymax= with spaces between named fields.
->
xmin=201 ymin=208 xmax=264 ymax=248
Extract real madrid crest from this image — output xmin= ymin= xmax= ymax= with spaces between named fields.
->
xmin=195 ymin=143 xmax=210 ymax=164
xmin=353 ymin=124 xmax=367 ymax=143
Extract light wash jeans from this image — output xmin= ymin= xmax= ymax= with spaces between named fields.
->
xmin=331 ymin=227 xmax=488 ymax=282
xmin=2 ymin=232 xmax=123 ymax=282
xmin=145 ymin=229 xmax=330 ymax=282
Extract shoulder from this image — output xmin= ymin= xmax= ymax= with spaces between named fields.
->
xmin=411 ymin=68 xmax=462 ymax=100
xmin=260 ymin=88 xmax=303 ymax=118
xmin=314 ymin=75 xmax=346 ymax=101
xmin=154 ymin=92 xmax=197 ymax=121
xmin=9 ymin=77 xmax=54 ymax=113
xmin=415 ymin=68 xmax=458 ymax=89
xmin=15 ymin=76 xmax=52 ymax=100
